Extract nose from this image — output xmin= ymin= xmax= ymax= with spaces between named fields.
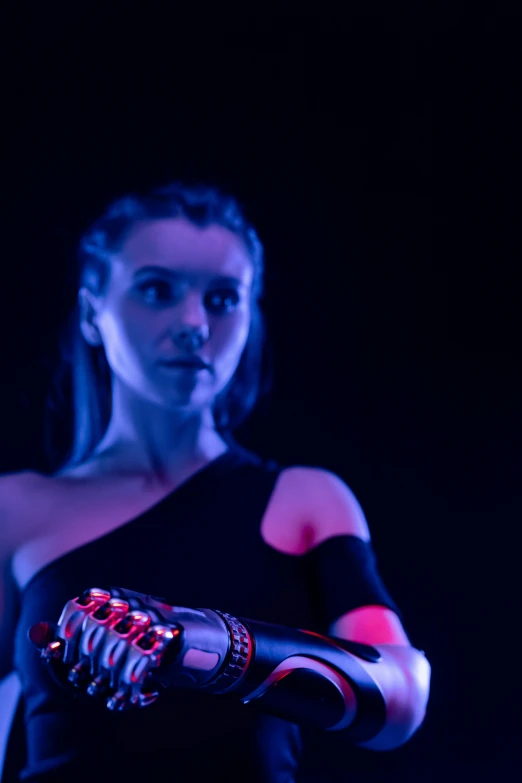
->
xmin=171 ymin=292 xmax=210 ymax=353
xmin=172 ymin=323 xmax=209 ymax=352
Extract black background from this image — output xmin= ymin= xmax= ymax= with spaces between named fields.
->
xmin=1 ymin=10 xmax=520 ymax=782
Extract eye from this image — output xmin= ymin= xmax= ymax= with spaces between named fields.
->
xmin=204 ymin=288 xmax=240 ymax=314
xmin=136 ymin=279 xmax=175 ymax=305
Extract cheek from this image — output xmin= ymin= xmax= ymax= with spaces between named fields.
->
xmin=214 ymin=311 xmax=251 ymax=357
xmin=100 ymin=302 xmax=153 ymax=360
xmin=232 ymin=309 xmax=251 ymax=351
xmin=234 ymin=313 xmax=251 ymax=351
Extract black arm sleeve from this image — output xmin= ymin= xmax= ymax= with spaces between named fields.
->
xmin=303 ymin=534 xmax=403 ymax=630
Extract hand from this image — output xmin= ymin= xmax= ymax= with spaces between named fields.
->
xmin=28 ymin=587 xmax=183 ymax=712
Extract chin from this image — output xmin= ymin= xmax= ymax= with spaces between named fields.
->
xmin=160 ymin=389 xmax=217 ymax=413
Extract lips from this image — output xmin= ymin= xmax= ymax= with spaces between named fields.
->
xmin=159 ymin=357 xmax=210 ymax=371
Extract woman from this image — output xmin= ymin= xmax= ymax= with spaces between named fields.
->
xmin=0 ymin=182 xmax=430 ymax=782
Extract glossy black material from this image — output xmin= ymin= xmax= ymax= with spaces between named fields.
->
xmin=236 ymin=617 xmax=386 ymax=742
xmin=248 ymin=669 xmax=346 ymax=727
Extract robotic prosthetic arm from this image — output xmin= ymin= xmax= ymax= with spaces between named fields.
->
xmin=29 ymin=587 xmax=429 ymax=748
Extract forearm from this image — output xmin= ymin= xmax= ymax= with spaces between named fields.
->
xmin=35 ymin=588 xmax=431 ymax=751
xmin=151 ymin=606 xmax=430 ymax=750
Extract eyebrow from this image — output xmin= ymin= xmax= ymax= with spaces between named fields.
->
xmin=132 ymin=265 xmax=244 ymax=287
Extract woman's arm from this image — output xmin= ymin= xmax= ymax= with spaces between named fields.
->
xmin=0 ymin=474 xmax=30 ymax=780
xmin=0 ymin=551 xmax=23 ymax=781
xmin=284 ymin=466 xmax=431 ymax=749
xmin=31 ymin=586 xmax=430 ymax=752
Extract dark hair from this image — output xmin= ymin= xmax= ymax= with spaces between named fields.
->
xmin=45 ymin=181 xmax=270 ymax=474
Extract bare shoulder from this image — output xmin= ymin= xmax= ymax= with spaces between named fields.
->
xmin=261 ymin=465 xmax=370 ymax=556
xmin=0 ymin=470 xmax=51 ymax=552
xmin=0 ymin=469 xmax=47 ymax=504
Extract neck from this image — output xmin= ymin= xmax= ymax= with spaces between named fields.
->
xmin=89 ymin=381 xmax=230 ymax=485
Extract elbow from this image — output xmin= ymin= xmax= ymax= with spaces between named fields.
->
xmin=357 ymin=702 xmax=428 ymax=751
xmin=357 ymin=648 xmax=431 ymax=752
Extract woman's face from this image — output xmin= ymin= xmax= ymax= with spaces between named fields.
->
xmin=80 ymin=218 xmax=254 ymax=412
